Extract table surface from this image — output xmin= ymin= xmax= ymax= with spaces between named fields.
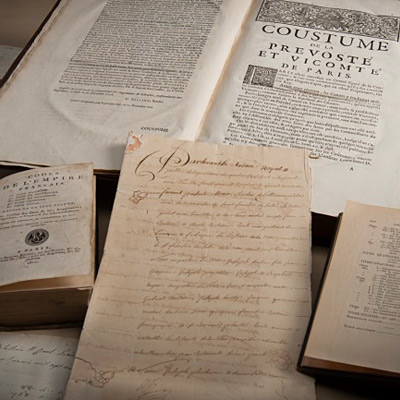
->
xmin=0 ymin=1 xmax=397 ymax=398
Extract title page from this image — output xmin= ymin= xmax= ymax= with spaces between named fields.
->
xmin=0 ymin=163 xmax=94 ymax=286
xmin=198 ymin=0 xmax=400 ymax=216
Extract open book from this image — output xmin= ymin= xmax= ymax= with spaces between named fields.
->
xmin=298 ymin=201 xmax=400 ymax=380
xmin=0 ymin=163 xmax=95 ymax=328
xmin=2 ymin=0 xmax=400 ymax=216
xmin=64 ymin=135 xmax=315 ymax=399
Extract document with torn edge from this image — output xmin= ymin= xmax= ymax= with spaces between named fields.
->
xmin=0 ymin=163 xmax=95 ymax=328
xmin=64 ymin=135 xmax=315 ymax=399
xmin=299 ymin=201 xmax=400 ymax=379
xmin=0 ymin=331 xmax=78 ymax=400
xmin=2 ymin=0 xmax=399 ymax=215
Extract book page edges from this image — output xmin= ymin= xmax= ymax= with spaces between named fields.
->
xmin=301 ymin=356 xmax=400 ymax=379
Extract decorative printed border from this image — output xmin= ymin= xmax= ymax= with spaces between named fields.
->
xmin=243 ymin=65 xmax=277 ymax=87
xmin=256 ymin=0 xmax=400 ymax=41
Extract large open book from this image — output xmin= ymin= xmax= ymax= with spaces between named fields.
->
xmin=0 ymin=163 xmax=95 ymax=328
xmin=2 ymin=0 xmax=400 ymax=215
xmin=64 ymin=135 xmax=315 ymax=399
xmin=298 ymin=201 xmax=400 ymax=380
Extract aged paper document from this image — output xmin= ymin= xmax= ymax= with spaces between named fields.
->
xmin=303 ymin=201 xmax=400 ymax=375
xmin=2 ymin=1 xmax=400 ymax=215
xmin=0 ymin=331 xmax=78 ymax=399
xmin=0 ymin=0 xmax=251 ymax=170
xmin=198 ymin=0 xmax=400 ymax=215
xmin=65 ymin=136 xmax=315 ymax=399
xmin=0 ymin=163 xmax=94 ymax=286
xmin=0 ymin=45 xmax=21 ymax=79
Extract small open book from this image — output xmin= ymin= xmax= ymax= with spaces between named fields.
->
xmin=298 ymin=201 xmax=400 ymax=380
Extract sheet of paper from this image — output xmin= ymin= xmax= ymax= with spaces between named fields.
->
xmin=0 ymin=45 xmax=21 ymax=78
xmin=197 ymin=0 xmax=400 ymax=216
xmin=0 ymin=331 xmax=78 ymax=400
xmin=65 ymin=136 xmax=315 ymax=399
xmin=0 ymin=163 xmax=94 ymax=286
xmin=0 ymin=0 xmax=251 ymax=170
xmin=305 ymin=201 xmax=400 ymax=373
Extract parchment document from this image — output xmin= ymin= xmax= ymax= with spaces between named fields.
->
xmin=305 ymin=201 xmax=400 ymax=374
xmin=0 ymin=0 xmax=251 ymax=170
xmin=65 ymin=136 xmax=315 ymax=399
xmin=198 ymin=0 xmax=400 ymax=216
xmin=0 ymin=331 xmax=78 ymax=400
xmin=0 ymin=163 xmax=94 ymax=286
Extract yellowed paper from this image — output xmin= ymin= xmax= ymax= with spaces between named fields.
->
xmin=305 ymin=201 xmax=400 ymax=374
xmin=197 ymin=0 xmax=400 ymax=216
xmin=0 ymin=163 xmax=94 ymax=286
xmin=2 ymin=0 xmax=400 ymax=216
xmin=0 ymin=0 xmax=251 ymax=170
xmin=65 ymin=136 xmax=315 ymax=399
xmin=0 ymin=331 xmax=78 ymax=400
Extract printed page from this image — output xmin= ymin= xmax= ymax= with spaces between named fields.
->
xmin=198 ymin=0 xmax=400 ymax=216
xmin=0 ymin=163 xmax=94 ymax=286
xmin=65 ymin=136 xmax=315 ymax=399
xmin=0 ymin=0 xmax=251 ymax=170
xmin=0 ymin=331 xmax=78 ymax=400
xmin=305 ymin=201 xmax=400 ymax=374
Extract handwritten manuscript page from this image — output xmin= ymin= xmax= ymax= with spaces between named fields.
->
xmin=0 ymin=0 xmax=251 ymax=170
xmin=0 ymin=331 xmax=78 ymax=400
xmin=305 ymin=201 xmax=400 ymax=374
xmin=198 ymin=0 xmax=400 ymax=216
xmin=65 ymin=136 xmax=315 ymax=399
